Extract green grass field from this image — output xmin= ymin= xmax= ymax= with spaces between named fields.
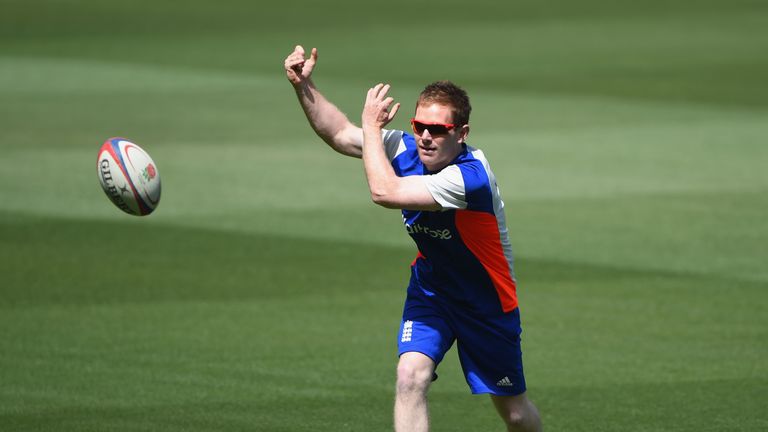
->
xmin=2 ymin=1 xmax=767 ymax=430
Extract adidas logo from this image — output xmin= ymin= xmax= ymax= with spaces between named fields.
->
xmin=496 ymin=376 xmax=514 ymax=387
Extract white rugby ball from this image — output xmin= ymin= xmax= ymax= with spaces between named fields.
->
xmin=97 ymin=137 xmax=161 ymax=216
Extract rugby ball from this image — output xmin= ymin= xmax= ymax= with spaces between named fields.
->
xmin=97 ymin=137 xmax=161 ymax=216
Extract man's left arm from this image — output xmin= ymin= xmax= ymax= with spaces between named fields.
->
xmin=361 ymin=84 xmax=441 ymax=211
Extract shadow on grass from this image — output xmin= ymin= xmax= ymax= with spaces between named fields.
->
xmin=0 ymin=211 xmax=411 ymax=307
xmin=2 ymin=211 xmax=764 ymax=308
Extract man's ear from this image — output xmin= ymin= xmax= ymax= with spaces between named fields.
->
xmin=458 ymin=124 xmax=470 ymax=143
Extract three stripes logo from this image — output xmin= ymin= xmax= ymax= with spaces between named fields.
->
xmin=496 ymin=376 xmax=514 ymax=387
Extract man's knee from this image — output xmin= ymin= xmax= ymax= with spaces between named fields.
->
xmin=491 ymin=393 xmax=541 ymax=432
xmin=499 ymin=409 xmax=526 ymax=429
xmin=396 ymin=353 xmax=434 ymax=395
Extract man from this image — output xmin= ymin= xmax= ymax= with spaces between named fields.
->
xmin=284 ymin=45 xmax=542 ymax=432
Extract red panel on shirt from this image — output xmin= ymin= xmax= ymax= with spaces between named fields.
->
xmin=411 ymin=250 xmax=425 ymax=266
xmin=455 ymin=210 xmax=518 ymax=313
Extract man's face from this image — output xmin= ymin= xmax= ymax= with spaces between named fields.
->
xmin=412 ymin=103 xmax=468 ymax=172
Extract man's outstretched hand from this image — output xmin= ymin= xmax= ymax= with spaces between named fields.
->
xmin=362 ymin=83 xmax=401 ymax=131
xmin=284 ymin=45 xmax=318 ymax=86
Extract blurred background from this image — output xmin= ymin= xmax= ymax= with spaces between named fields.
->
xmin=1 ymin=1 xmax=767 ymax=430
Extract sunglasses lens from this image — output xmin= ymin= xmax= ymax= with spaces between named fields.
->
xmin=429 ymin=124 xmax=450 ymax=135
xmin=412 ymin=121 xmax=450 ymax=136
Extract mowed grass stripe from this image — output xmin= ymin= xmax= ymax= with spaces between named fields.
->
xmin=1 ymin=180 xmax=766 ymax=284
xmin=509 ymin=189 xmax=768 ymax=282
xmin=2 ymin=141 xmax=766 ymax=282
xmin=0 ymin=55 xmax=294 ymax=149
xmin=0 ymin=211 xmax=412 ymax=306
xmin=3 ymin=5 xmax=766 ymax=108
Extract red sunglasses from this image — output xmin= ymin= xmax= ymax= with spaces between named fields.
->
xmin=410 ymin=118 xmax=456 ymax=136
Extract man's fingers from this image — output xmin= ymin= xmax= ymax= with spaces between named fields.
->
xmin=286 ymin=56 xmax=305 ymax=67
xmin=389 ymin=102 xmax=401 ymax=121
xmin=370 ymin=83 xmax=381 ymax=97
xmin=286 ymin=60 xmax=305 ymax=75
xmin=371 ymin=83 xmax=385 ymax=98
xmin=364 ymin=83 xmax=398 ymax=125
xmin=304 ymin=47 xmax=318 ymax=72
xmin=378 ymin=83 xmax=390 ymax=99
xmin=286 ymin=45 xmax=307 ymax=68
xmin=285 ymin=44 xmax=317 ymax=83
xmin=286 ymin=46 xmax=317 ymax=75
xmin=369 ymin=83 xmax=393 ymax=101
xmin=285 ymin=47 xmax=305 ymax=64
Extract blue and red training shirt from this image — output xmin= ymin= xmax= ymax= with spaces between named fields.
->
xmin=382 ymin=130 xmax=518 ymax=316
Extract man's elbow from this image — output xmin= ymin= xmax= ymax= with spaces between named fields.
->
xmin=370 ymin=191 xmax=400 ymax=209
xmin=328 ymin=125 xmax=362 ymax=157
xmin=322 ymin=137 xmax=355 ymax=157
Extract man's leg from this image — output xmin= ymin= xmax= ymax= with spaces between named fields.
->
xmin=490 ymin=392 xmax=542 ymax=432
xmin=394 ymin=352 xmax=436 ymax=432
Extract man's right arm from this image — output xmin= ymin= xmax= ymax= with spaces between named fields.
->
xmin=285 ymin=45 xmax=363 ymax=158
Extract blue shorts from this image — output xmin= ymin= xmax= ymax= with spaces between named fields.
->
xmin=397 ymin=289 xmax=527 ymax=396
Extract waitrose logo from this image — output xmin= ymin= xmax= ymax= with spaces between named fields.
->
xmin=405 ymin=223 xmax=452 ymax=240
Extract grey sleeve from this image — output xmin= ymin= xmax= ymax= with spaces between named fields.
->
xmin=381 ymin=129 xmax=405 ymax=161
xmin=423 ymin=165 xmax=467 ymax=210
